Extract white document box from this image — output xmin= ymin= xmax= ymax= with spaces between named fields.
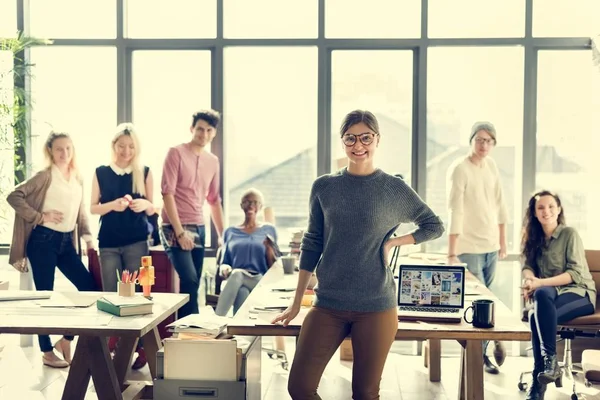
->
xmin=155 ymin=336 xmax=261 ymax=400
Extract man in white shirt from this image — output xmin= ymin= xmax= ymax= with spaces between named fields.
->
xmin=446 ymin=121 xmax=508 ymax=375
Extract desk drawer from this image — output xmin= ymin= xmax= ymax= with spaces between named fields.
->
xmin=154 ymin=379 xmax=246 ymax=399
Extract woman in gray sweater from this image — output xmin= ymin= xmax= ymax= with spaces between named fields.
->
xmin=272 ymin=110 xmax=444 ymax=399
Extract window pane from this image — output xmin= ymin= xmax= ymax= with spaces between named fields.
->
xmin=536 ymin=51 xmax=598 ymax=247
xmin=428 ymin=0 xmax=525 ymax=38
xmin=534 ymin=0 xmax=600 ymax=37
xmin=326 ymin=0 xmax=420 ymax=38
xmin=30 ymin=0 xmax=116 ymax=39
xmin=331 ymin=51 xmax=413 ymax=183
xmin=132 ymin=51 xmax=212 ymax=245
xmin=224 ymin=47 xmax=317 ymax=247
xmin=30 ymin=47 xmax=117 ymax=238
xmin=224 ymin=0 xmax=317 ymax=38
xmin=0 ymin=1 xmax=17 ymax=38
xmin=0 ymin=51 xmax=15 ymax=244
xmin=127 ymin=0 xmax=216 ymax=38
xmin=426 ymin=47 xmax=524 ymax=255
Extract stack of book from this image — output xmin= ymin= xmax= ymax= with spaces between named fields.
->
xmin=96 ymin=294 xmax=153 ymax=317
xmin=289 ymin=229 xmax=304 ymax=257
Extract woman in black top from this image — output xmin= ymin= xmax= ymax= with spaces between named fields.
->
xmin=90 ymin=123 xmax=155 ymax=369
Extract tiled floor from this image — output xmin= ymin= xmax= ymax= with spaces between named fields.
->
xmin=1 ymin=334 xmax=600 ymax=399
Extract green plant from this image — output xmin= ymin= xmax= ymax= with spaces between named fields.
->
xmin=0 ymin=32 xmax=51 ymax=232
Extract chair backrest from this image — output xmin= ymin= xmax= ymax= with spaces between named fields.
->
xmin=585 ymin=250 xmax=600 ymax=295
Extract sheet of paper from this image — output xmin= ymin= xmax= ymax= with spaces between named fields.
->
xmin=38 ymin=292 xmax=102 ymax=308
xmin=101 ymin=294 xmax=153 ymax=306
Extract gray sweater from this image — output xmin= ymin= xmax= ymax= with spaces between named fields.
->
xmin=299 ymin=168 xmax=445 ymax=312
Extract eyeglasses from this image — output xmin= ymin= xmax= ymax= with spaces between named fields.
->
xmin=342 ymin=133 xmax=379 ymax=147
xmin=474 ymin=137 xmax=495 ymax=145
xmin=241 ymin=200 xmax=261 ymax=207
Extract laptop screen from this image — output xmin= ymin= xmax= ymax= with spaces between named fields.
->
xmin=398 ymin=265 xmax=466 ymax=309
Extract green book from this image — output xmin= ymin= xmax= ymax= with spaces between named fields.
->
xmin=96 ymin=296 xmax=153 ymax=317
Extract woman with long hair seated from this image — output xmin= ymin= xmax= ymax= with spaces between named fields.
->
xmin=215 ymin=188 xmax=278 ymax=316
xmin=521 ymin=190 xmax=596 ymax=400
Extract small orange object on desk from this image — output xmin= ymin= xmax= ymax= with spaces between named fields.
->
xmin=139 ymin=255 xmax=155 ymax=298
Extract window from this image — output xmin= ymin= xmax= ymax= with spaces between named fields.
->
xmin=224 ymin=0 xmax=317 ymax=38
xmin=536 ymin=50 xmax=598 ymax=247
xmin=224 ymin=47 xmax=318 ymax=247
xmin=0 ymin=50 xmax=14 ymax=244
xmin=533 ymin=0 xmax=600 ymax=37
xmin=428 ymin=0 xmax=525 ymax=38
xmin=132 ymin=50 xmax=212 ymax=245
xmin=29 ymin=0 xmax=116 ymax=39
xmin=0 ymin=1 xmax=17 ymax=38
xmin=325 ymin=0 xmax=420 ymax=38
xmin=29 ymin=47 xmax=117 ymax=238
xmin=331 ymin=50 xmax=413 ymax=182
xmin=426 ymin=47 xmax=524 ymax=254
xmin=126 ymin=0 xmax=217 ymax=38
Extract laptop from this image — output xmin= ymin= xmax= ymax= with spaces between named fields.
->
xmin=397 ymin=264 xmax=466 ymax=323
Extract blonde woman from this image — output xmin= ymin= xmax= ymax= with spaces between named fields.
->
xmin=8 ymin=131 xmax=96 ymax=368
xmin=90 ymin=123 xmax=154 ymax=369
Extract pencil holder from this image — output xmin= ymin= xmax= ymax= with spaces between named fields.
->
xmin=118 ymin=282 xmax=135 ymax=297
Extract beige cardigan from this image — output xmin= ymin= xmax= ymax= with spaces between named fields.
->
xmin=7 ymin=168 xmax=92 ymax=272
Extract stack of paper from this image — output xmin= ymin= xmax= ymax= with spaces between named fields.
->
xmin=167 ymin=306 xmax=230 ymax=338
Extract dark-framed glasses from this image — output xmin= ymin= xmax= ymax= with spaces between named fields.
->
xmin=342 ymin=133 xmax=379 ymax=147
xmin=242 ymin=200 xmax=261 ymax=207
xmin=474 ymin=137 xmax=494 ymax=145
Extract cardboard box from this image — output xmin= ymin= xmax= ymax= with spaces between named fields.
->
xmin=154 ymin=336 xmax=262 ymax=400
xmin=339 ymin=338 xmax=353 ymax=361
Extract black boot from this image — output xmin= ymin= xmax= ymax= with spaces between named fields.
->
xmin=526 ymin=363 xmax=547 ymax=400
xmin=537 ymin=354 xmax=562 ymax=386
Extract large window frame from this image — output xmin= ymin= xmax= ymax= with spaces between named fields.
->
xmin=4 ymin=0 xmax=593 ymax=253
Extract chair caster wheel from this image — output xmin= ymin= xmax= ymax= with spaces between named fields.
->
xmin=282 ymin=361 xmax=289 ymax=370
xmin=517 ymin=382 xmax=527 ymax=391
xmin=267 ymin=352 xmax=275 ymax=359
xmin=571 ymin=394 xmax=578 ymax=400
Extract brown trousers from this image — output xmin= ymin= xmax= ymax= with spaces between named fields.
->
xmin=288 ymin=305 xmax=398 ymax=400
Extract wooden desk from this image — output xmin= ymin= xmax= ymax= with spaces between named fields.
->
xmin=227 ymin=264 xmax=530 ymax=400
xmin=0 ymin=292 xmax=188 ymax=400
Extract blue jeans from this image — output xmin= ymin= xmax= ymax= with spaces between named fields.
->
xmin=459 ymin=251 xmax=498 ymax=357
xmin=27 ymin=226 xmax=97 ymax=352
xmin=458 ymin=251 xmax=498 ymax=288
xmin=529 ymin=287 xmax=594 ymax=362
xmin=99 ymin=240 xmax=149 ymax=292
xmin=160 ymin=225 xmax=205 ymax=318
xmin=215 ymin=270 xmax=262 ymax=316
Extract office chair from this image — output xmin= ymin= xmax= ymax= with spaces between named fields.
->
xmin=517 ymin=250 xmax=600 ymax=400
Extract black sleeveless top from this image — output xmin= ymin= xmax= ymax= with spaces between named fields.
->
xmin=96 ymin=165 xmax=150 ymax=248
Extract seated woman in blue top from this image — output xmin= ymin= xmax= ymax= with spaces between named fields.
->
xmin=215 ymin=188 xmax=278 ymax=316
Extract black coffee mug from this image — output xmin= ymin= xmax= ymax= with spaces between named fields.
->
xmin=464 ymin=299 xmax=495 ymax=328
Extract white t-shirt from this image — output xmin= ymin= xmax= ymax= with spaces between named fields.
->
xmin=446 ymin=155 xmax=508 ymax=255
xmin=41 ymin=165 xmax=82 ymax=233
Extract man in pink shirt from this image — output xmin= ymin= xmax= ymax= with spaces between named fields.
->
xmin=160 ymin=110 xmax=225 ymax=317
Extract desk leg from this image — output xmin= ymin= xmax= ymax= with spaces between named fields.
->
xmin=63 ymin=336 xmax=122 ymax=400
xmin=458 ymin=340 xmax=483 ymax=400
xmin=112 ymin=336 xmax=138 ymax=389
xmin=141 ymin=327 xmax=162 ymax=378
xmin=427 ymin=339 xmax=441 ymax=382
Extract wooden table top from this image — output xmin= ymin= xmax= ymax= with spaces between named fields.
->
xmin=227 ymin=258 xmax=531 ymax=341
xmin=0 ymin=291 xmax=188 ymax=337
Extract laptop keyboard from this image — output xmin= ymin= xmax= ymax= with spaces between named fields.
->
xmin=399 ymin=306 xmax=459 ymax=313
